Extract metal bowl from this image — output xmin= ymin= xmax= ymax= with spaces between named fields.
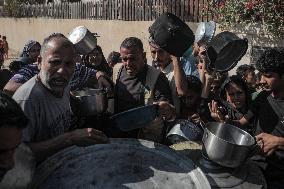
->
xmin=71 ymin=88 xmax=108 ymax=116
xmin=68 ymin=26 xmax=97 ymax=55
xmin=166 ymin=120 xmax=203 ymax=144
xmin=195 ymin=21 xmax=216 ymax=45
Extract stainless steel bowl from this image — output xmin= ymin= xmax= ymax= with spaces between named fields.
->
xmin=167 ymin=120 xmax=203 ymax=143
xmin=195 ymin=21 xmax=216 ymax=45
xmin=71 ymin=88 xmax=108 ymax=116
xmin=202 ymin=122 xmax=257 ymax=168
xmin=68 ymin=26 xmax=97 ymax=55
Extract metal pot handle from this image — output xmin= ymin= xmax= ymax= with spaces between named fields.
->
xmin=248 ymin=138 xmax=263 ymax=157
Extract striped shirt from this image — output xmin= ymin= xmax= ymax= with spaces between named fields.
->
xmin=10 ymin=63 xmax=97 ymax=90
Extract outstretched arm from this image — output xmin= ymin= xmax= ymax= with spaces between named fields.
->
xmin=27 ymin=128 xmax=109 ymax=162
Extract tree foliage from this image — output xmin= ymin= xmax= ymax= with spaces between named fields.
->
xmin=207 ymin=0 xmax=284 ymax=38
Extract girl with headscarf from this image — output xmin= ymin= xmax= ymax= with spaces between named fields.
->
xmin=209 ymin=75 xmax=254 ymax=134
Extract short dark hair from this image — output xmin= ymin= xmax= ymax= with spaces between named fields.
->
xmin=236 ymin=64 xmax=255 ymax=78
xmin=186 ymin=75 xmax=202 ymax=94
xmin=107 ymin=51 xmax=121 ymax=64
xmin=120 ymin=37 xmax=144 ymax=51
xmin=41 ymin=33 xmax=75 ymax=57
xmin=255 ymin=49 xmax=284 ymax=75
xmin=0 ymin=92 xmax=28 ymax=128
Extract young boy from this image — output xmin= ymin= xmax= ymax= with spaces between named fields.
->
xmin=210 ymin=49 xmax=284 ymax=187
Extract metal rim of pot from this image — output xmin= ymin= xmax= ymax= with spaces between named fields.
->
xmin=203 ymin=122 xmax=256 ymax=147
xmin=71 ymin=88 xmax=107 ymax=98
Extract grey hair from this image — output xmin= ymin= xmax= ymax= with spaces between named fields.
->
xmin=40 ymin=33 xmax=75 ymax=57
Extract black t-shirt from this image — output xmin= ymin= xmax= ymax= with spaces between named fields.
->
xmin=245 ymin=90 xmax=284 ymax=180
xmin=245 ymin=91 xmax=284 ymax=136
xmin=115 ymin=65 xmax=172 ymax=113
xmin=0 ymin=69 xmax=13 ymax=90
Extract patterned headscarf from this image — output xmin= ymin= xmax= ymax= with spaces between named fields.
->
xmin=20 ymin=40 xmax=41 ymax=57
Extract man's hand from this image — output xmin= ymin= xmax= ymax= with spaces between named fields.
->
xmin=70 ymin=128 xmax=109 ymax=147
xmin=170 ymin=55 xmax=180 ymax=64
xmin=255 ymin=133 xmax=283 ymax=156
xmin=155 ymin=101 xmax=176 ymax=121
xmin=96 ymin=71 xmax=114 ymax=96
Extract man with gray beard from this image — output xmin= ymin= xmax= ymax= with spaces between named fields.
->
xmin=12 ymin=33 xmax=109 ymax=163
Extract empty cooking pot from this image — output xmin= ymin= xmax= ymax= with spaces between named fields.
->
xmin=71 ymin=88 xmax=108 ymax=116
xmin=207 ymin=31 xmax=248 ymax=72
xmin=149 ymin=12 xmax=195 ymax=57
xmin=68 ymin=26 xmax=98 ymax=55
xmin=202 ymin=122 xmax=259 ymax=168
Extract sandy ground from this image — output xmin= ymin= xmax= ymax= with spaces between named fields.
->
xmin=2 ymin=49 xmax=20 ymax=68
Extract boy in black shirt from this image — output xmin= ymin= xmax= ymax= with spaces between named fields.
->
xmin=210 ymin=49 xmax=284 ymax=188
xmin=246 ymin=49 xmax=284 ymax=188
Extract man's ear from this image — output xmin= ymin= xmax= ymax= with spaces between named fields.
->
xmin=37 ymin=56 xmax=42 ymax=70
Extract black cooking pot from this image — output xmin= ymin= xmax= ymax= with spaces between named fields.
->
xmin=149 ymin=12 xmax=195 ymax=57
xmin=207 ymin=31 xmax=248 ymax=72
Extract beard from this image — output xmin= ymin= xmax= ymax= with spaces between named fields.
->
xmin=39 ymin=71 xmax=69 ymax=97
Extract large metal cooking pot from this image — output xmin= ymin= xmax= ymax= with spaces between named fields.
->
xmin=71 ymin=88 xmax=108 ymax=116
xmin=68 ymin=26 xmax=97 ymax=55
xmin=202 ymin=122 xmax=258 ymax=168
xmin=206 ymin=31 xmax=248 ymax=72
xmin=149 ymin=12 xmax=195 ymax=57
xmin=31 ymin=139 xmax=211 ymax=189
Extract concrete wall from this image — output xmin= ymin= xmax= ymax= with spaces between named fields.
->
xmin=0 ymin=18 xmax=283 ymax=74
xmin=0 ymin=18 xmax=199 ymax=61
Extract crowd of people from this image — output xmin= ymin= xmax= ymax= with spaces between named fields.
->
xmin=0 ymin=24 xmax=283 ymax=189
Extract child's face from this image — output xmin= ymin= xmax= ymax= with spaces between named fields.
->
xmin=225 ymin=82 xmax=246 ymax=109
xmin=182 ymin=90 xmax=201 ymax=109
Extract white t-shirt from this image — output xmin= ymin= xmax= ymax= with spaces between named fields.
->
xmin=161 ymin=63 xmax=180 ymax=115
xmin=13 ymin=76 xmax=72 ymax=143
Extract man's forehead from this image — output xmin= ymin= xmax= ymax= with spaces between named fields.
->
xmin=120 ymin=47 xmax=141 ymax=55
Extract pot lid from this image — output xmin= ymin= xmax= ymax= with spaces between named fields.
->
xmin=31 ymin=139 xmax=211 ymax=189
